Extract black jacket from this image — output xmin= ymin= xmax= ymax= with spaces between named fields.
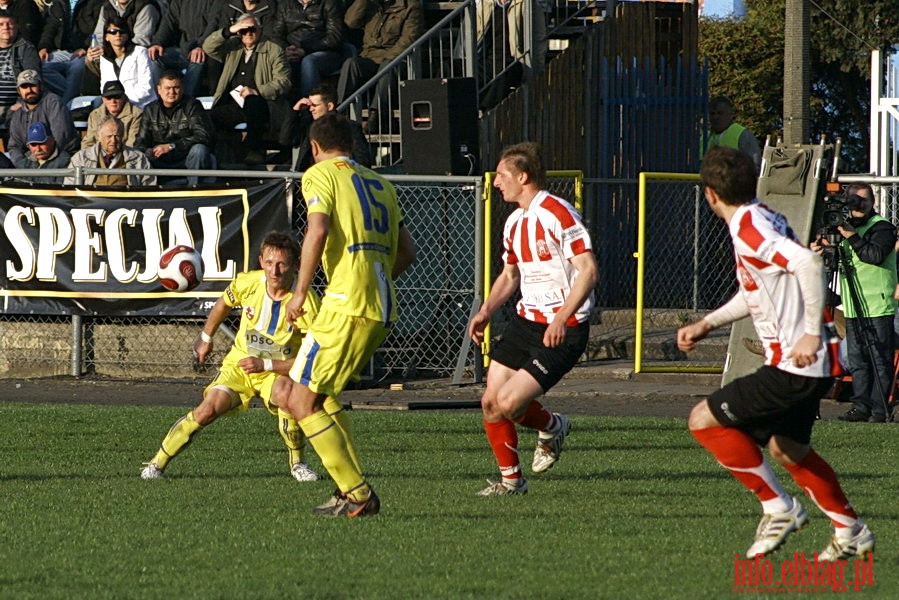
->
xmin=151 ymin=0 xmax=219 ymax=55
xmin=37 ymin=0 xmax=70 ymax=52
xmin=69 ymin=0 xmax=103 ymax=49
xmin=211 ymin=0 xmax=281 ymax=37
xmin=135 ymin=96 xmax=215 ymax=159
xmin=270 ymin=0 xmax=343 ymax=53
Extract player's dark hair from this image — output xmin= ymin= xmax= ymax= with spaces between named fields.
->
xmin=309 ymin=112 xmax=353 ymax=154
xmin=260 ymin=231 xmax=299 ymax=264
xmin=499 ymin=142 xmax=547 ymax=189
xmin=309 ymin=83 xmax=337 ymax=108
xmin=700 ymin=146 xmax=757 ymax=205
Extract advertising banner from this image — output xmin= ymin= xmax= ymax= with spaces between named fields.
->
xmin=0 ymin=181 xmax=289 ymax=316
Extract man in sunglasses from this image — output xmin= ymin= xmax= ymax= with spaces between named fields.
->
xmin=203 ymin=13 xmax=293 ymax=166
xmin=6 ymin=69 xmax=79 ymax=167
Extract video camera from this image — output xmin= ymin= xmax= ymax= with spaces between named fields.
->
xmin=819 ymin=190 xmax=864 ymax=233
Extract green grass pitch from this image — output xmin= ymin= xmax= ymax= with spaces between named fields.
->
xmin=0 ymin=404 xmax=894 ymax=599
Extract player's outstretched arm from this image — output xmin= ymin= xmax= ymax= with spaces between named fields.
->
xmin=468 ymin=263 xmax=520 ymax=344
xmin=392 ymin=224 xmax=416 ymax=279
xmin=286 ymin=213 xmax=329 ymax=322
xmin=194 ymin=297 xmax=232 ymax=363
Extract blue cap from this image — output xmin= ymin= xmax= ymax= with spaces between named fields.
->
xmin=26 ymin=122 xmax=50 ymax=144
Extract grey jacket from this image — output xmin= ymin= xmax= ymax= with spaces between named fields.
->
xmin=7 ymin=92 xmax=80 ymax=167
xmin=65 ymin=143 xmax=156 ymax=186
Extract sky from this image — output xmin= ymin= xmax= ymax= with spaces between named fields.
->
xmin=701 ymin=0 xmax=747 ymax=17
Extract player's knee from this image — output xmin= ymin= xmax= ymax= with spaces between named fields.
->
xmin=192 ymin=403 xmax=218 ymax=425
xmin=687 ymin=400 xmax=716 ymax=431
xmin=480 ymin=390 xmax=501 ymax=420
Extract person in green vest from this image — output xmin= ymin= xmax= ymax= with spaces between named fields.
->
xmin=704 ymin=96 xmax=761 ymax=171
xmin=812 ymin=183 xmax=897 ymax=423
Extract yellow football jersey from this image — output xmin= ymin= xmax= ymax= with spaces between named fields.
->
xmin=221 ymin=270 xmax=321 ymax=362
xmin=301 ymin=157 xmax=402 ymax=323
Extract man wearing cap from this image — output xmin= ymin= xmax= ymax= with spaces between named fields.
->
xmin=7 ymin=69 xmax=79 ymax=167
xmin=82 ymin=80 xmax=144 ymax=148
xmin=0 ymin=12 xmax=40 ymax=122
xmin=20 ymin=122 xmax=72 ymax=184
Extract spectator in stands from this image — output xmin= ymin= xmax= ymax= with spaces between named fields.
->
xmin=6 ymin=69 xmax=79 ymax=167
xmin=212 ymin=0 xmax=279 ymax=34
xmin=82 ymin=79 xmax=142 ymax=148
xmin=338 ymin=0 xmax=423 ymax=130
xmin=40 ymin=0 xmax=105 ymax=104
xmin=292 ymin=82 xmax=370 ymax=171
xmin=36 ymin=0 xmax=72 ymax=61
xmin=704 ymin=96 xmax=762 ymax=171
xmin=0 ymin=0 xmax=43 ymax=46
xmin=66 ymin=114 xmax=156 ymax=185
xmin=99 ymin=16 xmax=157 ymax=107
xmin=203 ymin=13 xmax=292 ymax=165
xmin=148 ymin=0 xmax=219 ymax=98
xmin=135 ymin=69 xmax=216 ymax=184
xmin=0 ymin=13 xmax=40 ymax=122
xmin=270 ymin=0 xmax=345 ymax=102
xmin=91 ymin=0 xmax=163 ymax=49
xmin=20 ymin=121 xmax=72 ymax=183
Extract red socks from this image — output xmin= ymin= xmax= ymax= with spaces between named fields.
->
xmin=484 ymin=419 xmax=521 ymax=479
xmin=516 ymin=400 xmax=553 ymax=431
xmin=784 ymin=449 xmax=858 ymax=529
xmin=691 ymin=426 xmax=784 ymax=502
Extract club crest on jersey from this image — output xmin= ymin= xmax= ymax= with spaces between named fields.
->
xmin=536 ymin=239 xmax=551 ymax=260
xmin=245 ymin=306 xmax=255 ymax=320
xmin=737 ymin=262 xmax=758 ymax=291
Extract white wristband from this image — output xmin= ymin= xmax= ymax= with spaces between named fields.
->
xmin=262 ymin=358 xmax=273 ymax=372
xmin=199 ymin=331 xmax=212 ymax=343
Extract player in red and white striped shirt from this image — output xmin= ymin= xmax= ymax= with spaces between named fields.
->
xmin=678 ymin=147 xmax=873 ymax=561
xmin=468 ymin=142 xmax=598 ymax=496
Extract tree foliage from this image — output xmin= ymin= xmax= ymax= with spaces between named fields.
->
xmin=699 ymin=0 xmax=899 ymax=172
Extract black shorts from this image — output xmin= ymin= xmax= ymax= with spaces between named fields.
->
xmin=489 ymin=314 xmax=589 ymax=391
xmin=707 ymin=366 xmax=833 ymax=446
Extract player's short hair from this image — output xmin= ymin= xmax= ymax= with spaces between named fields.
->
xmin=308 ymin=112 xmax=353 ymax=154
xmin=308 ymin=83 xmax=337 ymax=107
xmin=260 ymin=231 xmax=299 ymax=265
xmin=700 ymin=146 xmax=757 ymax=205
xmin=498 ymin=142 xmax=547 ymax=189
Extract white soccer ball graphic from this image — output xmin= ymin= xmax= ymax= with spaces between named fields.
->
xmin=158 ymin=245 xmax=203 ymax=292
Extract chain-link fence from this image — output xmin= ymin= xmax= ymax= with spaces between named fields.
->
xmin=634 ymin=173 xmax=735 ymax=371
xmin=0 ymin=175 xmax=484 ymax=382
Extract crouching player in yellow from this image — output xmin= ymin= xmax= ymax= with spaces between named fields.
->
xmin=140 ymin=231 xmax=327 ymax=482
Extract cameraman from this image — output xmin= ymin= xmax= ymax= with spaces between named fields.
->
xmin=811 ymin=183 xmax=897 ymax=423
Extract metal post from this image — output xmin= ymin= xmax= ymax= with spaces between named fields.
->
xmin=71 ymin=314 xmax=82 ymax=376
xmin=453 ymin=178 xmax=485 ymax=384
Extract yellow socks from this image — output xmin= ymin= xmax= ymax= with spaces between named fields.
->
xmin=152 ymin=411 xmax=203 ymax=469
xmin=299 ymin=409 xmax=366 ymax=497
xmin=323 ymin=396 xmax=362 ymax=473
xmin=277 ymin=408 xmax=305 ymax=466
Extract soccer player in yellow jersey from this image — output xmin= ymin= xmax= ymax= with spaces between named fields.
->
xmin=140 ymin=231 xmax=325 ymax=481
xmin=283 ymin=113 xmax=417 ymax=517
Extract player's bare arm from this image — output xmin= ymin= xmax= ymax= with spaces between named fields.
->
xmin=676 ymin=318 xmax=714 ymax=352
xmin=468 ymin=263 xmax=520 ymax=344
xmin=237 ymin=356 xmax=296 ymax=375
xmin=543 ymin=251 xmax=598 ymax=348
xmin=392 ymin=225 xmax=416 ymax=279
xmin=194 ymin=297 xmax=232 ymax=362
xmin=784 ymin=247 xmax=825 ymax=368
xmin=286 ymin=213 xmax=329 ymax=321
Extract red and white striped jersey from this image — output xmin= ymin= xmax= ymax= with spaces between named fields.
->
xmin=503 ymin=190 xmax=595 ymax=326
xmin=729 ymin=200 xmax=834 ymax=377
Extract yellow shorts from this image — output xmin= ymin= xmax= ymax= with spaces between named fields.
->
xmin=288 ymin=308 xmax=389 ymax=397
xmin=206 ymin=358 xmax=280 ymax=416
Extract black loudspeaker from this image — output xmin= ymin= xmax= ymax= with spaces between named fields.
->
xmin=400 ymin=78 xmax=479 ymax=175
